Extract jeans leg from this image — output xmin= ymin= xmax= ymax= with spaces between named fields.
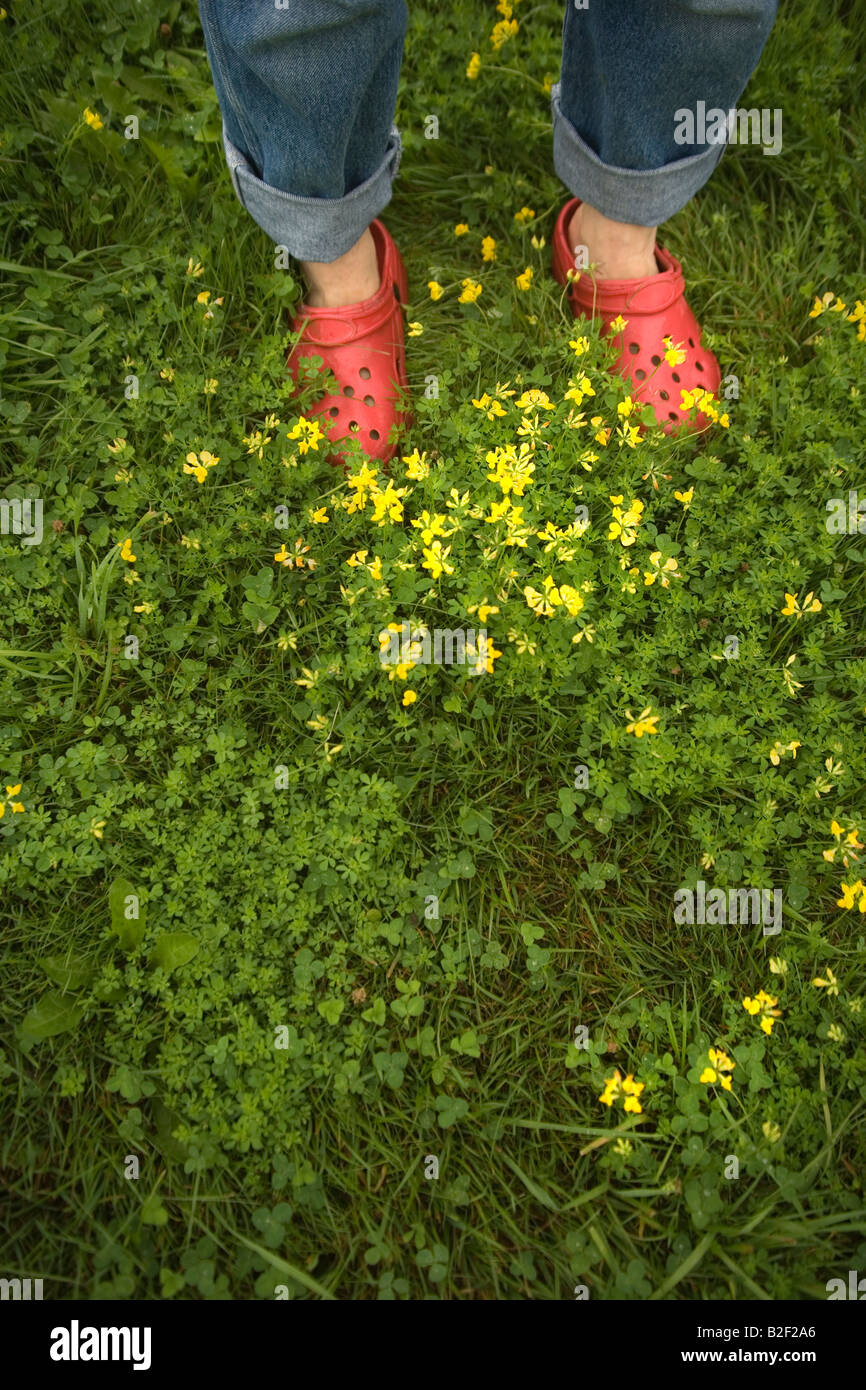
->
xmin=553 ymin=0 xmax=778 ymax=226
xmin=198 ymin=0 xmax=408 ymax=260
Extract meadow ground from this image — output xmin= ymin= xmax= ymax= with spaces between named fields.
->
xmin=1 ymin=0 xmax=865 ymax=1301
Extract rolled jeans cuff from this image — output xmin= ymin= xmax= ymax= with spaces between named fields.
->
xmin=551 ymin=84 xmax=725 ymax=227
xmin=222 ymin=123 xmax=403 ymax=262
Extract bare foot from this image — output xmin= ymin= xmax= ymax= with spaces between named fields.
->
xmin=569 ymin=202 xmax=659 ymax=281
xmin=300 ymin=227 xmax=380 ymax=308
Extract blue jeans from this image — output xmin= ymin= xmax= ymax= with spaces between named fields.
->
xmin=198 ymin=0 xmax=778 ymax=262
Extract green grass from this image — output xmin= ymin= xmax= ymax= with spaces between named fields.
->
xmin=1 ymin=0 xmax=865 ymax=1301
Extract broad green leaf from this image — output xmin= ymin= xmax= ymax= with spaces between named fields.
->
xmin=140 ymin=1193 xmax=169 ymax=1227
xmin=17 ymin=990 xmax=84 ymax=1046
xmin=38 ymin=954 xmax=95 ymax=990
xmin=109 ymin=877 xmax=146 ymax=951
xmin=140 ymin=135 xmax=196 ymax=195
xmin=149 ymin=932 xmax=199 ymax=973
xmin=152 ymin=1098 xmax=189 ymax=1162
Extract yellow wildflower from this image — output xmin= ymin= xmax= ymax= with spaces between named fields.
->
xmin=663 ymin=335 xmax=687 ymax=367
xmin=486 ymin=443 xmax=535 ymax=496
xmin=625 ymin=706 xmax=659 ymax=738
xmin=823 ymin=819 xmax=862 ymax=866
xmin=490 ymin=18 xmax=518 ymax=49
xmin=643 ymin=552 xmax=680 ymax=588
xmin=768 ymin=740 xmax=801 ymax=765
xmin=421 ymin=541 xmax=454 ymax=580
xmin=459 ymin=278 xmax=482 ymax=304
xmin=837 ymin=880 xmax=866 ymax=912
xmin=0 ymin=783 xmax=25 ymax=818
xmin=411 ymin=510 xmax=450 ymax=545
xmin=345 ymin=461 xmax=379 ymax=512
xmin=515 ymin=389 xmax=553 ymax=412
xmin=699 ymin=1046 xmax=735 ymax=1092
xmin=812 ymin=968 xmax=839 ymax=996
xmin=472 ymin=393 xmax=507 ymax=420
xmin=742 ymin=989 xmax=782 ymax=1035
xmin=599 ymin=1069 xmax=644 ymax=1114
xmin=287 ymin=416 xmax=325 ymax=455
xmin=780 ymin=590 xmax=822 ymax=618
xmin=370 ymin=481 xmax=407 ymax=526
xmin=402 ymin=449 xmax=430 ymax=479
xmin=182 ymin=449 xmax=219 ymax=484
xmin=607 ymin=495 xmax=644 ymax=546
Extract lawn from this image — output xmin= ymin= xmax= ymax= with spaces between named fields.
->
xmin=1 ymin=0 xmax=865 ymax=1301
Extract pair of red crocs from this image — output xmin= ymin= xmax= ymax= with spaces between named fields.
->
xmin=286 ymin=200 xmax=721 ymax=463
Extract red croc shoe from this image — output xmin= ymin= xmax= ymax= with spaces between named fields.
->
xmin=552 ymin=198 xmax=721 ymax=433
xmin=287 ymin=219 xmax=410 ymax=465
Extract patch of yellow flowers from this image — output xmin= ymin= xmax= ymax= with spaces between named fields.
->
xmin=599 ymin=1070 xmax=645 ymax=1115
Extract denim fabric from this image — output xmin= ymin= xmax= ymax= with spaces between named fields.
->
xmin=199 ymin=0 xmax=777 ymax=257
xmin=553 ymin=0 xmax=779 ymax=225
xmin=198 ymin=0 xmax=407 ymax=260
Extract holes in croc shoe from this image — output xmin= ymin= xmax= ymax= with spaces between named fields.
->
xmin=696 ymin=361 xmax=704 ymax=372
xmin=329 ymin=406 xmax=339 ymax=418
xmin=671 ymin=372 xmax=680 ymax=383
xmin=659 ymin=389 xmax=669 ymax=401
xmin=363 ymin=394 xmax=375 ymax=408
xmin=634 ymin=369 xmax=646 ymax=381
xmin=651 ymin=354 xmax=661 ymax=366
xmin=369 ymin=429 xmax=380 ymax=442
xmin=348 ymin=420 xmax=359 ymax=432
xmin=688 ymin=337 xmax=695 ymax=347
xmin=668 ymin=411 xmax=679 ymax=421
xmin=359 ymin=367 xmax=371 ymax=379
xmin=343 ymin=385 xmax=355 ymax=397
xmin=628 ymin=342 xmax=639 ymax=355
xmin=393 ymin=282 xmax=401 ymax=301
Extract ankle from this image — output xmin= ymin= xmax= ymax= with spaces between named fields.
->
xmin=301 ymin=226 xmax=380 ymax=308
xmin=569 ymin=202 xmax=658 ymax=281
